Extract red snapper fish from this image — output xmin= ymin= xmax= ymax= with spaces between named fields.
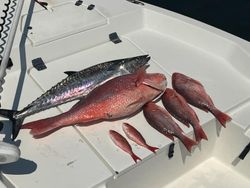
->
xmin=143 ymin=102 xmax=197 ymax=152
xmin=172 ymin=72 xmax=231 ymax=127
xmin=22 ymin=70 xmax=167 ymax=138
xmin=161 ymin=88 xmax=208 ymax=142
xmin=109 ymin=130 xmax=141 ymax=163
xmin=122 ymin=123 xmax=158 ymax=153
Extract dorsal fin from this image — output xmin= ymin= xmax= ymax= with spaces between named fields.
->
xmin=64 ymin=71 xmax=77 ymax=76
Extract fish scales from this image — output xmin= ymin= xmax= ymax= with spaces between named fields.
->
xmin=0 ymin=55 xmax=150 ymax=140
xmin=14 ymin=55 xmax=150 ymax=119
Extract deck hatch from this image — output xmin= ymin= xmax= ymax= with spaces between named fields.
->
xmin=21 ymin=2 xmax=108 ymax=46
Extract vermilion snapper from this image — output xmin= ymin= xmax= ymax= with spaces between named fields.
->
xmin=172 ymin=72 xmax=231 ymax=127
xmin=122 ymin=123 xmax=158 ymax=153
xmin=161 ymin=88 xmax=208 ymax=142
xmin=22 ymin=70 xmax=167 ymax=138
xmin=143 ymin=102 xmax=197 ymax=152
xmin=109 ymin=130 xmax=141 ymax=163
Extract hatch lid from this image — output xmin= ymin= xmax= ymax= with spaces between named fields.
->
xmin=21 ymin=2 xmax=107 ymax=46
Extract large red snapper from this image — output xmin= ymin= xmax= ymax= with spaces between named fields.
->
xmin=22 ymin=70 xmax=167 ymax=138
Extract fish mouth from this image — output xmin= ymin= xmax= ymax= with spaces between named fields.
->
xmin=172 ymin=72 xmax=188 ymax=85
xmin=172 ymin=72 xmax=180 ymax=80
xmin=121 ymin=55 xmax=151 ymax=73
xmin=172 ymin=72 xmax=188 ymax=81
xmin=157 ymin=75 xmax=168 ymax=91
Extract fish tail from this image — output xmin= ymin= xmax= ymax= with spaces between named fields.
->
xmin=22 ymin=116 xmax=66 ymax=138
xmin=0 ymin=109 xmax=17 ymax=119
xmin=0 ymin=109 xmax=23 ymax=140
xmin=130 ymin=152 xmax=141 ymax=163
xmin=210 ymin=108 xmax=232 ymax=127
xmin=193 ymin=124 xmax=208 ymax=142
xmin=179 ymin=133 xmax=197 ymax=152
xmin=146 ymin=145 xmax=159 ymax=153
xmin=12 ymin=118 xmax=25 ymax=141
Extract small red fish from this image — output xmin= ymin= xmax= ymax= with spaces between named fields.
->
xmin=161 ymin=88 xmax=208 ymax=142
xmin=109 ymin=130 xmax=141 ymax=163
xmin=22 ymin=70 xmax=167 ymax=138
xmin=122 ymin=123 xmax=158 ymax=153
xmin=143 ymin=102 xmax=197 ymax=152
xmin=172 ymin=72 xmax=231 ymax=127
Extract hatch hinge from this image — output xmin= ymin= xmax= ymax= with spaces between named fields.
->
xmin=168 ymin=143 xmax=175 ymax=159
xmin=32 ymin=57 xmax=47 ymax=71
xmin=126 ymin=0 xmax=144 ymax=6
xmin=109 ymin=32 xmax=122 ymax=44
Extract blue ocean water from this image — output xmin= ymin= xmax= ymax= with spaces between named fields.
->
xmin=143 ymin=0 xmax=250 ymax=41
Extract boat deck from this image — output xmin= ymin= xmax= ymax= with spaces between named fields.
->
xmin=0 ymin=0 xmax=250 ymax=187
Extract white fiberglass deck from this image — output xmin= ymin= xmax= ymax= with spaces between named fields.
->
xmin=1 ymin=0 xmax=250 ymax=187
xmin=166 ymin=157 xmax=250 ymax=188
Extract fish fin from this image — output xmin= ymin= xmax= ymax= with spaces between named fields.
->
xmin=194 ymin=112 xmax=200 ymax=122
xmin=136 ymin=70 xmax=162 ymax=91
xmin=142 ymin=79 xmax=164 ymax=91
xmin=210 ymin=108 xmax=232 ymax=127
xmin=146 ymin=145 xmax=159 ymax=153
xmin=64 ymin=71 xmax=77 ymax=76
xmin=0 ymin=109 xmax=23 ymax=140
xmin=193 ymin=123 xmax=208 ymax=142
xmin=164 ymin=132 xmax=175 ymax=141
xmin=207 ymin=95 xmax=215 ymax=106
xmin=203 ymin=108 xmax=209 ymax=113
xmin=179 ymin=134 xmax=197 ymax=152
xmin=135 ymin=68 xmax=163 ymax=90
xmin=12 ymin=118 xmax=25 ymax=140
xmin=0 ymin=109 xmax=17 ymax=119
xmin=135 ymin=67 xmax=147 ymax=87
xmin=130 ymin=152 xmax=141 ymax=163
xmin=182 ymin=121 xmax=190 ymax=128
xmin=22 ymin=117 xmax=64 ymax=138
